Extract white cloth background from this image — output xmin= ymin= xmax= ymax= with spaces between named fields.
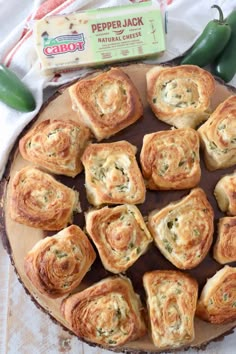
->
xmin=0 ymin=0 xmax=235 ymax=180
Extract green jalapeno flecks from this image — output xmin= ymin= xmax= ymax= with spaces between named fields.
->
xmin=213 ymin=9 xmax=236 ymax=82
xmin=181 ymin=5 xmax=231 ymax=67
xmin=0 ymin=64 xmax=36 ymax=112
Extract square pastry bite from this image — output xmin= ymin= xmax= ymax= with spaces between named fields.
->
xmin=198 ymin=95 xmax=236 ymax=171
xmin=61 ymin=276 xmax=147 ymax=347
xmin=196 ymin=265 xmax=236 ymax=324
xmin=143 ymin=270 xmax=198 ymax=349
xmin=69 ymin=67 xmax=143 ymax=140
xmin=81 ymin=140 xmax=146 ymax=206
xmin=214 ymin=172 xmax=236 ymax=215
xmin=85 ymin=204 xmax=152 ymax=273
xmin=148 ymin=188 xmax=214 ymax=269
xmin=24 ymin=225 xmax=96 ymax=298
xmin=19 ymin=119 xmax=91 ymax=177
xmin=10 ymin=167 xmax=80 ymax=230
xmin=146 ymin=65 xmax=215 ymax=129
xmin=213 ymin=217 xmax=236 ymax=264
xmin=140 ymin=128 xmax=201 ymax=190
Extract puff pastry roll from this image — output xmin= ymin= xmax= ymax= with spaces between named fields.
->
xmin=81 ymin=141 xmax=146 ymax=206
xmin=147 ymin=65 xmax=215 ymax=129
xmin=198 ymin=96 xmax=236 ymax=171
xmin=85 ymin=204 xmax=152 ymax=273
xmin=140 ymin=128 xmax=201 ymax=190
xmin=61 ymin=276 xmax=147 ymax=347
xmin=148 ymin=188 xmax=214 ymax=269
xmin=69 ymin=67 xmax=143 ymax=141
xmin=24 ymin=225 xmax=96 ymax=298
xmin=143 ymin=270 xmax=198 ymax=349
xmin=196 ymin=265 xmax=236 ymax=324
xmin=10 ymin=167 xmax=80 ymax=230
xmin=214 ymin=173 xmax=236 ymax=215
xmin=19 ymin=119 xmax=90 ymax=177
xmin=213 ymin=217 xmax=236 ymax=264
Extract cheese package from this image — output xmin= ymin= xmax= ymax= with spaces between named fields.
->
xmin=34 ymin=1 xmax=166 ymax=75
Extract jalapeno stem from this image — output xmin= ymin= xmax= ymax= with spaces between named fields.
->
xmin=212 ymin=5 xmax=225 ymax=23
xmin=181 ymin=3 xmax=231 ymax=67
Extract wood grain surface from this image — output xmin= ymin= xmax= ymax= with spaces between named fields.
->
xmin=1 ymin=63 xmax=236 ymax=353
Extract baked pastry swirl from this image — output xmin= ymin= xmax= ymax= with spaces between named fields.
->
xmin=69 ymin=67 xmax=143 ymax=141
xmin=10 ymin=167 xmax=80 ymax=230
xmin=213 ymin=217 xmax=236 ymax=264
xmin=214 ymin=172 xmax=236 ymax=215
xmin=24 ymin=225 xmax=96 ymax=298
xmin=19 ymin=119 xmax=90 ymax=177
xmin=198 ymin=96 xmax=236 ymax=170
xmin=61 ymin=276 xmax=147 ymax=347
xmin=196 ymin=265 xmax=236 ymax=324
xmin=146 ymin=65 xmax=215 ymax=129
xmin=140 ymin=128 xmax=201 ymax=190
xmin=148 ymin=188 xmax=214 ymax=269
xmin=85 ymin=204 xmax=152 ymax=273
xmin=143 ymin=270 xmax=198 ymax=349
xmin=81 ymin=141 xmax=146 ymax=206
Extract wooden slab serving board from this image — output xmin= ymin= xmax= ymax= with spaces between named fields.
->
xmin=1 ymin=63 xmax=236 ymax=353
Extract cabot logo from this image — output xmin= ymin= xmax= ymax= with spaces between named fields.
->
xmin=43 ymin=34 xmax=85 ymax=56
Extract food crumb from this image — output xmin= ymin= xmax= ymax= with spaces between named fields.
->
xmin=58 ymin=336 xmax=71 ymax=352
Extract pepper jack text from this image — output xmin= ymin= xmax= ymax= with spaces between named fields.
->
xmin=34 ymin=2 xmax=165 ymax=75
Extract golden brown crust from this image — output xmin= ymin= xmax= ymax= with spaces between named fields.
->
xmin=198 ymin=96 xmax=236 ymax=171
xmin=147 ymin=65 xmax=215 ymax=129
xmin=143 ymin=270 xmax=198 ymax=349
xmin=69 ymin=67 xmax=143 ymax=141
xmin=85 ymin=204 xmax=152 ymax=273
xmin=214 ymin=172 xmax=236 ymax=215
xmin=10 ymin=167 xmax=80 ymax=230
xmin=19 ymin=119 xmax=91 ymax=177
xmin=148 ymin=188 xmax=214 ymax=269
xmin=81 ymin=140 xmax=146 ymax=206
xmin=140 ymin=128 xmax=201 ymax=190
xmin=24 ymin=225 xmax=96 ymax=298
xmin=61 ymin=276 xmax=147 ymax=347
xmin=213 ymin=217 xmax=236 ymax=264
xmin=196 ymin=265 xmax=236 ymax=324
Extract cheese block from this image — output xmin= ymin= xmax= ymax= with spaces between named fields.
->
xmin=34 ymin=2 xmax=165 ymax=75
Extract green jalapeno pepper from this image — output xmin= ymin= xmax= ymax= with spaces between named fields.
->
xmin=181 ymin=5 xmax=231 ymax=67
xmin=213 ymin=9 xmax=236 ymax=82
xmin=0 ymin=64 xmax=36 ymax=112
